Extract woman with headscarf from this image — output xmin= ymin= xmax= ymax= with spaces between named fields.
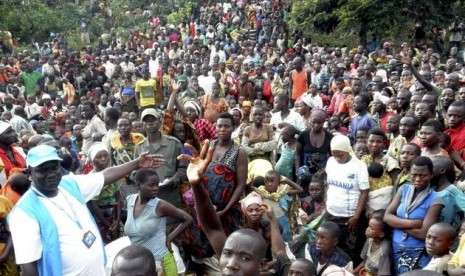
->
xmin=324 ymin=135 xmax=369 ymax=263
xmin=372 ymin=92 xmax=395 ymax=133
xmin=295 ymin=94 xmax=314 ymax=127
xmin=177 ymin=99 xmax=217 ymax=142
xmin=87 ymin=143 xmax=122 ymax=244
xmin=0 ymin=121 xmax=26 ymax=187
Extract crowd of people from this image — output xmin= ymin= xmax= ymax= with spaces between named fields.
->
xmin=0 ymin=0 xmax=465 ymax=275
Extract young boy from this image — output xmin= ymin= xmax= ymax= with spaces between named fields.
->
xmin=354 ymin=142 xmax=369 ymax=160
xmin=300 ymin=172 xmax=326 ymax=224
xmin=306 ymin=221 xmax=353 ymax=274
xmin=328 ymin=115 xmax=348 ymax=136
xmin=424 ymin=223 xmax=456 ymax=274
xmin=254 ymin=170 xmax=303 ymax=241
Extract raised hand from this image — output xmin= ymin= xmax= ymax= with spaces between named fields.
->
xmin=177 ymin=140 xmax=213 ymax=184
xmin=138 ymin=153 xmax=165 ymax=168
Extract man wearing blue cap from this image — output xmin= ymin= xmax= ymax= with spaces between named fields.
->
xmin=8 ymin=145 xmax=164 ymax=276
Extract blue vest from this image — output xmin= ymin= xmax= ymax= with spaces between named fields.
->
xmin=9 ymin=177 xmax=105 ymax=276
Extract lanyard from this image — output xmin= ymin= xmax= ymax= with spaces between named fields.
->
xmin=32 ymin=186 xmax=83 ymax=230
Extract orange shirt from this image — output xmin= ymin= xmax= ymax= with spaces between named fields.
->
xmin=291 ymin=69 xmax=308 ymax=100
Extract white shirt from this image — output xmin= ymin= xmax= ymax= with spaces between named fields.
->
xmin=270 ymin=110 xmax=305 ymax=132
xmin=103 ymin=61 xmax=115 ymax=79
xmin=9 ymin=173 xmax=106 ymax=276
xmin=197 ymin=75 xmax=216 ymax=95
xmin=325 ymin=157 xmax=370 ymax=217
xmin=25 ymin=103 xmax=42 ymax=119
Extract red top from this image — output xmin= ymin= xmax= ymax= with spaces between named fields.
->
xmin=0 ymin=146 xmax=26 ymax=180
xmin=445 ymin=124 xmax=465 ymax=160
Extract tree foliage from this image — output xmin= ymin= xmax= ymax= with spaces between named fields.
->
xmin=290 ymin=0 xmax=465 ymax=47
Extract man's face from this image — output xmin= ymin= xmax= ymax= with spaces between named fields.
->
xmin=143 ymin=115 xmax=160 ymax=134
xmin=31 ymin=161 xmax=62 ymax=196
xmin=219 ymin=233 xmax=263 ymax=276
xmin=447 ymin=106 xmax=464 ymax=129
xmin=399 ymin=118 xmax=416 ymax=137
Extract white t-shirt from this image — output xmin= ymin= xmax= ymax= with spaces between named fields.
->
xmin=270 ymin=110 xmax=306 ymax=132
xmin=325 ymin=157 xmax=370 ymax=217
xmin=197 ymin=75 xmax=216 ymax=95
xmin=9 ymin=173 xmax=105 ymax=276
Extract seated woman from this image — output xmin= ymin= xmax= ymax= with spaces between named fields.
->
xmin=384 ymin=156 xmax=444 ymax=275
xmin=124 ymin=168 xmax=192 ymax=275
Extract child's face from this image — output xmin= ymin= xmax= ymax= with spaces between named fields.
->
xmin=354 ymin=144 xmax=369 ymax=160
xmin=365 ymin=218 xmax=384 ymax=239
xmin=132 ymin=122 xmax=143 ymax=133
xmin=308 ymin=182 xmax=323 ymax=201
xmin=263 ymin=113 xmax=271 ymax=124
xmin=315 ymin=227 xmax=337 ymax=254
xmin=399 ymin=144 xmax=418 ymax=169
xmin=264 ymin=174 xmax=280 ymax=193
xmin=425 ymin=224 xmax=453 ymax=257
xmin=355 ymin=130 xmax=368 ymax=144
xmin=329 ymin=117 xmax=340 ymax=129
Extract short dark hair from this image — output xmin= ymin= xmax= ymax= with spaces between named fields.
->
xmin=82 ymin=100 xmax=96 ymax=110
xmin=134 ymin=168 xmax=159 ymax=186
xmin=411 ymin=156 xmax=433 ymax=174
xmin=319 ymin=221 xmax=340 ymax=239
xmin=403 ymin=143 xmax=421 ymax=156
xmin=293 ymin=259 xmax=316 ymax=275
xmin=368 ymin=128 xmax=387 ymax=141
xmin=111 ymin=245 xmax=156 ymax=276
xmin=422 ymin=119 xmax=444 ymax=132
xmin=216 ymin=112 xmax=235 ymax=126
xmin=357 ymin=93 xmax=371 ymax=107
xmin=449 ymin=101 xmax=465 ymax=115
xmin=368 ymin=162 xmax=384 ymax=178
xmin=105 ymin=107 xmax=120 ymax=122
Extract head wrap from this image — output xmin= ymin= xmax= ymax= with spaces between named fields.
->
xmin=240 ymin=191 xmax=263 ymax=215
xmin=373 ymin=92 xmax=390 ymax=105
xmin=300 ymin=95 xmax=315 ymax=109
xmin=42 ymin=94 xmax=51 ymax=100
xmin=330 ymin=135 xmax=352 ymax=153
xmin=0 ymin=121 xmax=11 ymax=135
xmin=88 ymin=143 xmax=108 ymax=163
xmin=184 ymin=101 xmax=201 ymax=115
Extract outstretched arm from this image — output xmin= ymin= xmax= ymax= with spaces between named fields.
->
xmin=177 ymin=141 xmax=226 ymax=256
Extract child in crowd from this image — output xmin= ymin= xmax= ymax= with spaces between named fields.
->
xmin=254 ymin=170 xmax=303 ymax=241
xmin=300 ymin=172 xmax=326 ymax=225
xmin=276 ymin=125 xmax=298 ymax=179
xmin=263 ymin=111 xmax=272 ymax=124
xmin=355 ymin=127 xmax=370 ymax=144
xmin=328 ymin=115 xmax=348 ymax=136
xmin=306 ymin=221 xmax=353 ymax=274
xmin=131 ymin=121 xmax=144 ymax=135
xmin=423 ymin=223 xmax=455 ymax=274
xmin=354 ymin=142 xmax=369 ymax=160
xmin=354 ymin=211 xmax=391 ymax=276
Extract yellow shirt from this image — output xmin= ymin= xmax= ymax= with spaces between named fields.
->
xmin=135 ymin=79 xmax=157 ymax=107
xmin=449 ymin=235 xmax=465 ymax=267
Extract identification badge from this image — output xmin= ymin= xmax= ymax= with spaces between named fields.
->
xmin=82 ymin=230 xmax=96 ymax=248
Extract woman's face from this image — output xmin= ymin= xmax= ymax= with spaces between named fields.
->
xmin=252 ymin=108 xmax=264 ymax=125
xmin=309 ymin=116 xmax=325 ymax=133
xmin=367 ymin=134 xmax=384 ymax=155
xmin=245 ymin=203 xmax=262 ymax=224
xmin=92 ymin=150 xmax=110 ymax=170
xmin=410 ymin=164 xmax=432 ymax=191
xmin=400 ymin=145 xmax=418 ymax=169
xmin=296 ymin=101 xmax=309 ymax=116
xmin=231 ymin=110 xmax=242 ymax=125
xmin=139 ymin=175 xmax=159 ymax=199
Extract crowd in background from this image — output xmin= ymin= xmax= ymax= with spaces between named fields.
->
xmin=0 ymin=0 xmax=465 ymax=275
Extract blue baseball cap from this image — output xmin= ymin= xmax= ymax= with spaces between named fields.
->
xmin=27 ymin=145 xmax=62 ymax=168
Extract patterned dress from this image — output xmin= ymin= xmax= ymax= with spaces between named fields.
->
xmin=188 ymin=140 xmax=242 ymax=258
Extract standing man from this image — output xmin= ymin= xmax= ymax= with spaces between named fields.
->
xmin=8 ymin=145 xmax=164 ymax=275
xmin=134 ymin=108 xmax=187 ymax=210
xmin=135 ymin=69 xmax=159 ymax=111
xmin=289 ymin=57 xmax=309 ymax=105
xmin=445 ymin=101 xmax=465 ymax=162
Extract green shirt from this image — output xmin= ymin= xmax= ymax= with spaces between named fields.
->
xmin=21 ymin=71 xmax=43 ymax=95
